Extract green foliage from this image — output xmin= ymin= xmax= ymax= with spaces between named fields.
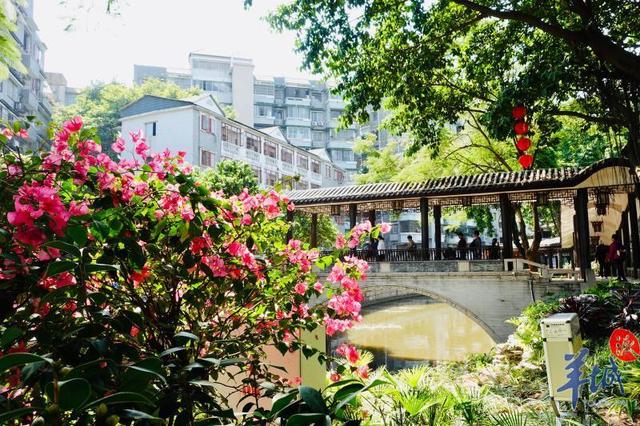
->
xmin=196 ymin=159 xmax=259 ymax=195
xmin=264 ymin=0 xmax=640 ymax=162
xmin=0 ymin=1 xmax=25 ymax=80
xmin=293 ymin=214 xmax=338 ymax=250
xmin=55 ymin=79 xmax=200 ymax=151
xmin=508 ymin=299 xmax=559 ymax=363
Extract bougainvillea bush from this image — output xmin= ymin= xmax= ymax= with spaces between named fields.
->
xmin=0 ymin=118 xmax=375 ymax=425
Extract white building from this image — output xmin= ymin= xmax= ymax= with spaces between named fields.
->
xmin=120 ymin=94 xmax=347 ymax=189
xmin=45 ymin=72 xmax=80 ymax=106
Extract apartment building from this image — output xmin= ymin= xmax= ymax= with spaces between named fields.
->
xmin=133 ymin=53 xmax=389 ymax=179
xmin=45 ymin=72 xmax=80 ymax=106
xmin=0 ymin=0 xmax=51 ymax=148
xmin=120 ymin=94 xmax=347 ymax=189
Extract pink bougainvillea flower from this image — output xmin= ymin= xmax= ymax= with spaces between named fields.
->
xmin=16 ymin=129 xmax=28 ymax=139
xmin=294 ymin=282 xmax=307 ymax=295
xmin=379 ymin=222 xmax=391 ymax=233
xmin=357 ymin=365 xmax=369 ymax=379
xmin=345 ymin=345 xmax=360 ymax=364
xmin=335 ymin=234 xmax=346 ymax=249
xmin=313 ymin=282 xmax=324 ymax=293
xmin=1 ymin=128 xmax=13 ymax=139
xmin=130 ymin=326 xmax=140 ymax=337
xmin=64 ymin=116 xmax=83 ymax=133
xmin=7 ymin=164 xmax=21 ymax=176
xmin=111 ymin=137 xmax=126 ymax=154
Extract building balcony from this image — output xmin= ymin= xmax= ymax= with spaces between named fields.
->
xmin=274 ymin=118 xmax=285 ymax=126
xmin=285 ymin=117 xmax=311 ymax=126
xmin=222 ymin=141 xmax=242 ymax=157
xmin=310 ymin=98 xmax=325 ymax=109
xmin=328 ymin=98 xmax=345 ymax=109
xmin=254 ymin=116 xmax=275 ymax=126
xmin=310 ymin=121 xmax=326 ymax=129
xmin=254 ymin=94 xmax=275 ymax=104
xmin=20 ymin=88 xmax=38 ymax=112
xmin=285 ymin=97 xmax=311 ymax=106
xmin=265 ymin=156 xmax=278 ymax=168
xmin=38 ymin=97 xmax=52 ymax=117
xmin=282 ymin=162 xmax=294 ymax=173
xmin=246 ymin=150 xmax=260 ymax=163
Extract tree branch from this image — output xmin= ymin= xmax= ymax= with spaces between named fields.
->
xmin=549 ymin=109 xmax=625 ymax=126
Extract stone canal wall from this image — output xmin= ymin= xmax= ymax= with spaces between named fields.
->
xmin=358 ymin=271 xmax=580 ymax=343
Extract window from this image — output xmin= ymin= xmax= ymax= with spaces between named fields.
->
xmin=296 ymin=179 xmax=309 ymax=190
xmin=266 ymin=171 xmax=278 ymax=187
xmin=255 ymin=105 xmax=272 ymax=117
xmin=264 ymin=141 xmax=277 ymax=159
xmin=331 ymin=129 xmax=356 ymax=140
xmin=222 ymin=123 xmax=241 ymax=145
xmin=297 ymin=154 xmax=309 ymax=170
xmin=331 ymin=149 xmax=355 ymax=162
xmin=312 ymin=131 xmax=325 ymax=143
xmin=201 ymin=150 xmax=213 ymax=167
xmin=325 ymin=165 xmax=332 ymax=177
xmin=330 ymin=109 xmax=342 ymax=119
xmin=251 ymin=166 xmax=262 ymax=183
xmin=311 ymin=183 xmax=321 ymax=189
xmin=287 ymin=106 xmax=310 ymax=120
xmin=246 ymin=133 xmax=261 ymax=153
xmin=200 ymin=114 xmax=212 ymax=133
xmin=281 ymin=148 xmax=293 ymax=164
xmin=311 ymin=111 xmax=325 ymax=124
xmin=399 ymin=221 xmax=421 ymax=233
xmin=145 ymin=122 xmax=157 ymax=137
xmin=255 ymin=84 xmax=274 ymax=96
xmin=311 ymin=92 xmax=323 ymax=102
xmin=285 ymin=87 xmax=309 ymax=99
xmin=335 ymin=170 xmax=345 ymax=182
xmin=286 ymin=126 xmax=310 ymax=140
xmin=274 ymin=109 xmax=284 ymax=119
xmin=311 ymin=160 xmax=320 ymax=174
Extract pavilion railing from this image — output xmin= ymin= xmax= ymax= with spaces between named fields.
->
xmin=320 ymin=246 xmax=575 ymax=269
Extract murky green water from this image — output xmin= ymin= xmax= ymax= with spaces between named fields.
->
xmin=330 ymin=296 xmax=496 ymax=371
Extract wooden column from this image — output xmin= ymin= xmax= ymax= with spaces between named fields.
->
xmin=499 ymin=194 xmax=514 ymax=259
xmin=368 ymin=209 xmax=376 ymax=226
xmin=310 ymin=213 xmax=318 ymax=248
xmin=575 ymin=188 xmax=591 ymax=281
xmin=622 ymin=209 xmax=631 ymax=265
xmin=420 ymin=198 xmax=429 ymax=259
xmin=349 ymin=204 xmax=357 ymax=230
xmin=628 ymin=192 xmax=640 ymax=278
xmin=433 ymin=205 xmax=442 ymax=259
xmin=285 ymin=210 xmax=294 ymax=242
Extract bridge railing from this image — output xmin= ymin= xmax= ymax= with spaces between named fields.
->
xmin=320 ymin=246 xmax=575 ymax=270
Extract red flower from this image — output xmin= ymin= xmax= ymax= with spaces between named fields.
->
xmin=64 ymin=116 xmax=83 ymax=133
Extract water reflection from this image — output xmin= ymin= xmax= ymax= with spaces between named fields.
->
xmin=329 ymin=296 xmax=495 ymax=371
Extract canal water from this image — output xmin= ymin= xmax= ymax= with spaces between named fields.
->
xmin=329 ymin=295 xmax=496 ymax=371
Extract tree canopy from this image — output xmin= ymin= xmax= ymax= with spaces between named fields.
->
xmin=266 ymin=0 xmax=640 ymax=164
xmin=55 ymin=79 xmax=200 ymax=148
xmin=196 ymin=159 xmax=260 ymax=196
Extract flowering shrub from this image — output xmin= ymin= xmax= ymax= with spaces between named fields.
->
xmin=0 ymin=118 xmax=376 ymax=424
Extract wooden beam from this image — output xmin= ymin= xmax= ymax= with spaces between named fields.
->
xmin=349 ymin=204 xmax=357 ymax=230
xmin=628 ymin=192 xmax=640 ymax=278
xmin=500 ymin=194 xmax=514 ymax=259
xmin=433 ymin=205 xmax=442 ymax=259
xmin=575 ymin=188 xmax=591 ymax=281
xmin=420 ymin=198 xmax=429 ymax=258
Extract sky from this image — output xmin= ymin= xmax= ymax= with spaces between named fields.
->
xmin=34 ymin=0 xmax=315 ymax=88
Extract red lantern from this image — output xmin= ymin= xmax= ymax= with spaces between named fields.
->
xmin=610 ymin=328 xmax=640 ymax=362
xmin=514 ymin=121 xmax=529 ymax=135
xmin=512 ymin=105 xmax=526 ymax=120
xmin=516 ymin=137 xmax=531 ymax=151
xmin=518 ymin=154 xmax=533 ymax=169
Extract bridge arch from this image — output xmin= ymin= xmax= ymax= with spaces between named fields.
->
xmin=359 ymin=282 xmax=501 ymax=343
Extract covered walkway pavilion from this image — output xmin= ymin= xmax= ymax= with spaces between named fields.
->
xmin=286 ymin=158 xmax=640 ymax=281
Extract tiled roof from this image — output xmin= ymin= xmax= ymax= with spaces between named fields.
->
xmin=287 ymin=158 xmax=635 ymax=205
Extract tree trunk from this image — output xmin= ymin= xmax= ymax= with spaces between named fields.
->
xmin=527 ymin=202 xmax=543 ymax=266
xmin=514 ymin=205 xmax=529 ymax=254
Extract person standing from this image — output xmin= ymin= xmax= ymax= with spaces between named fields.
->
xmin=595 ymin=240 xmax=609 ymax=278
xmin=377 ymin=236 xmax=386 ymax=261
xmin=469 ymin=230 xmax=482 ymax=260
xmin=456 ymin=232 xmax=468 ymax=259
xmin=490 ymin=238 xmax=501 ymax=260
xmin=608 ymin=234 xmax=627 ymax=281
xmin=406 ymin=235 xmax=417 ymax=259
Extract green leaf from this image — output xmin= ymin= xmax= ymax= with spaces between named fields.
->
xmin=40 ymin=285 xmax=79 ymax=305
xmin=159 ymin=347 xmax=186 ymax=357
xmin=299 ymin=386 xmax=327 ymax=414
xmin=57 ymin=378 xmax=92 ymax=411
xmin=46 ymin=260 xmax=77 ymax=277
xmin=43 ymin=240 xmax=81 ymax=258
xmin=66 ymin=224 xmax=88 ymax=247
xmin=174 ymin=331 xmax=199 ymax=343
xmin=270 ymin=391 xmax=298 ymax=417
xmin=84 ymin=263 xmax=120 ymax=273
xmin=83 ymin=392 xmax=154 ymax=409
xmin=121 ymin=357 xmax=165 ymax=391
xmin=0 ymin=407 xmax=42 ymax=423
xmin=0 ymin=353 xmax=51 ymax=373
xmin=0 ymin=326 xmax=24 ymax=349
xmin=333 ymin=383 xmax=364 ymax=406
xmin=121 ymin=409 xmax=164 ymax=423
xmin=286 ymin=413 xmax=331 ymax=426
